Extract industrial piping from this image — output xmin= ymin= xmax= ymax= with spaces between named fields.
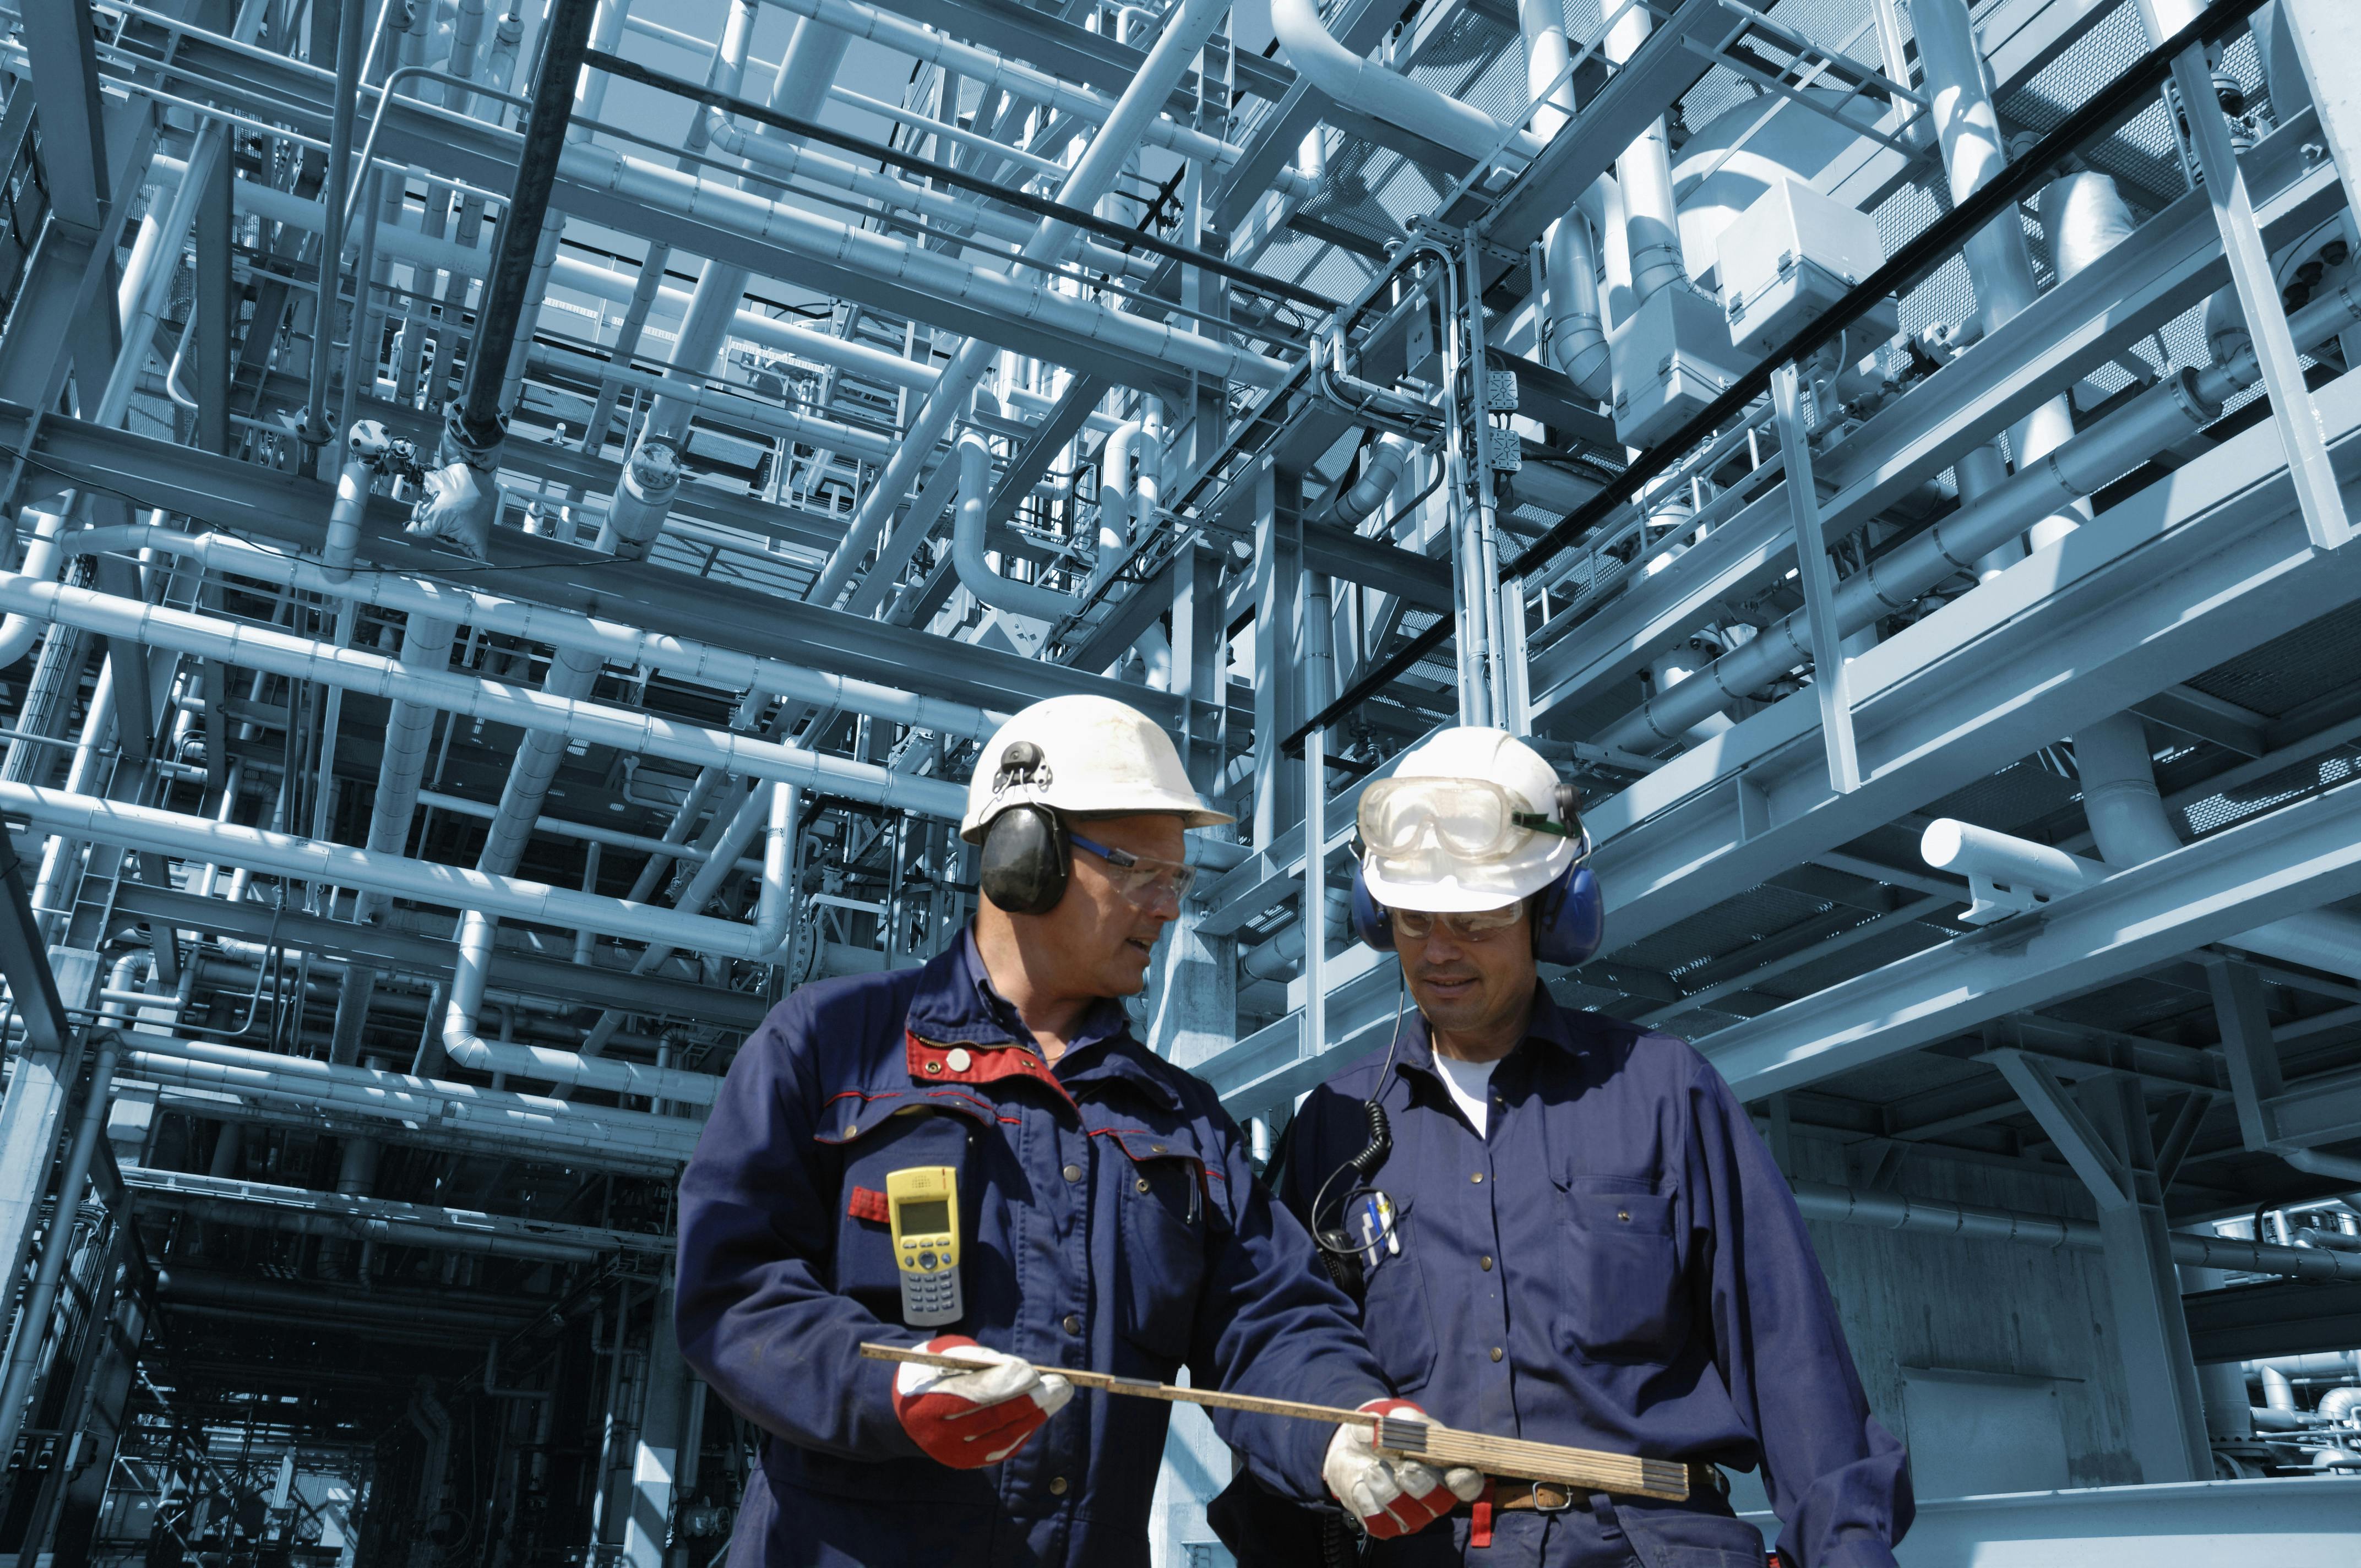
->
xmin=0 ymin=570 xmax=969 ymax=818
xmin=0 ymin=781 xmax=790 ymax=952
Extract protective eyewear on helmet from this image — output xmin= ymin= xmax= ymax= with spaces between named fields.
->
xmin=1388 ymin=903 xmax=1526 ymax=943
xmin=1357 ymin=776 xmax=1586 ymax=864
xmin=1070 ymin=834 xmax=1197 ymax=908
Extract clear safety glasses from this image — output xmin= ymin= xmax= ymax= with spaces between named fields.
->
xmin=1357 ymin=776 xmax=1586 ymax=864
xmin=1071 ymin=834 xmax=1198 ymax=909
xmin=1390 ymin=904 xmax=1525 ymax=943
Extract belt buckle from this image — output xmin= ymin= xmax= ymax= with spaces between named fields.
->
xmin=1528 ymin=1482 xmax=1576 ymax=1513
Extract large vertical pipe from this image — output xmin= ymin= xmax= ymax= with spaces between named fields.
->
xmin=450 ymin=0 xmax=599 ymax=456
xmin=1910 ymin=0 xmax=2082 ymax=554
xmin=303 ymin=0 xmax=366 ymax=459
xmin=1604 ymin=7 xmax=1685 ymax=304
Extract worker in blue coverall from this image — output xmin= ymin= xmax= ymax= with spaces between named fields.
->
xmin=676 ymin=694 xmax=1487 ymax=1567
xmin=1224 ymin=727 xmax=1912 ymax=1568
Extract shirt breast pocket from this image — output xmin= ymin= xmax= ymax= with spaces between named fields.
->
xmin=1358 ymin=1209 xmax=1439 ymax=1394
xmin=1554 ymin=1177 xmax=1685 ymax=1362
xmin=1109 ymin=1130 xmax=1216 ymax=1364
xmin=819 ymin=1097 xmax=981 ymax=1322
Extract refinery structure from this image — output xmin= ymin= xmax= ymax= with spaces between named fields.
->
xmin=0 ymin=0 xmax=2359 ymax=1561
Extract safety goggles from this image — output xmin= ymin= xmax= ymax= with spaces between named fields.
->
xmin=1357 ymin=776 xmax=1585 ymax=864
xmin=1071 ymin=833 xmax=1197 ymax=908
xmin=1389 ymin=903 xmax=1525 ymax=943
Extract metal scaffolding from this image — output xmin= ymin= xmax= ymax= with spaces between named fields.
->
xmin=1 ymin=0 xmax=2359 ymax=1560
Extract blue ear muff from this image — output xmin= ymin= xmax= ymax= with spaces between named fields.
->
xmin=1351 ymin=857 xmax=1604 ymax=966
xmin=1350 ymin=864 xmax=1394 ymax=950
xmin=1531 ymin=861 xmax=1606 ymax=967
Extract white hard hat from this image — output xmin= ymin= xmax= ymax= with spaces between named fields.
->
xmin=961 ymin=695 xmax=1233 ymax=843
xmin=1359 ymin=727 xmax=1581 ymax=913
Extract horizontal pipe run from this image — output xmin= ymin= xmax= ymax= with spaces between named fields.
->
xmin=752 ymin=0 xmax=1240 ymax=169
xmin=127 ymin=1033 xmax=702 ymax=1136
xmin=171 ymin=165 xmax=945 ymax=395
xmin=149 ymin=1087 xmax=688 ymax=1176
xmin=138 ymin=1194 xmax=600 ymax=1262
xmin=0 ymin=569 xmax=971 ymax=818
xmin=78 ymin=523 xmax=1007 ymax=739
xmin=546 ymin=255 xmax=941 ymax=389
xmin=153 ymin=1269 xmax=543 ymax=1332
xmin=530 ymin=341 xmax=900 ymax=461
xmin=700 ymin=109 xmax=1154 ymax=281
xmin=4 ymin=781 xmax=772 ymax=953
xmin=119 ymin=1168 xmax=670 ymax=1255
xmin=438 ymin=1032 xmax=723 ymax=1103
xmin=558 ymin=143 xmax=1292 ymax=390
xmin=416 ymin=790 xmax=761 ymax=869
xmin=1792 ymin=1180 xmax=2361 ymax=1280
xmin=127 ymin=1050 xmax=700 ymax=1159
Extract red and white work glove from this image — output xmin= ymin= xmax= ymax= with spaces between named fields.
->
xmin=1324 ymin=1399 xmax=1485 ymax=1538
xmin=890 ymin=1336 xmax=1075 ymax=1469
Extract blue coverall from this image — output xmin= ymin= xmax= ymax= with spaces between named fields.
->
xmin=1270 ymin=985 xmax=1911 ymax=1568
xmin=676 ymin=931 xmax=1391 ymax=1567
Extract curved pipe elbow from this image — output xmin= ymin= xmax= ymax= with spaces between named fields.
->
xmin=1100 ymin=419 xmax=1142 ymax=541
xmin=1270 ymin=0 xmax=1541 ymax=167
xmin=1331 ymin=433 xmax=1416 ymax=524
xmin=952 ymin=426 xmax=1085 ymax=621
xmin=1544 ymin=215 xmax=1612 ymax=403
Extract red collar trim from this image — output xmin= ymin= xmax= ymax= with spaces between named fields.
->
xmin=907 ymin=1031 xmax=1078 ymax=1109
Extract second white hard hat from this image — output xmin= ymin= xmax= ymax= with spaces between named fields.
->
xmin=1358 ymin=727 xmax=1582 ymax=912
xmin=961 ymin=694 xmax=1233 ymax=843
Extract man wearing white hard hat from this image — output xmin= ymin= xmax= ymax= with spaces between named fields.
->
xmin=1243 ymin=726 xmax=1912 ymax=1567
xmin=677 ymin=695 xmax=1475 ymax=1566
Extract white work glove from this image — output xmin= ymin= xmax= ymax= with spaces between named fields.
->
xmin=1324 ymin=1398 xmax=1484 ymax=1538
xmin=890 ymin=1336 xmax=1074 ymax=1468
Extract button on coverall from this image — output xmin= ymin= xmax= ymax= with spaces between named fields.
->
xmin=1270 ymin=986 xmax=1912 ymax=1568
xmin=677 ymin=932 xmax=1390 ymax=1567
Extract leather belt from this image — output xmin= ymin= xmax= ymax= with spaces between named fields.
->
xmin=1461 ymin=1465 xmax=1727 ymax=1516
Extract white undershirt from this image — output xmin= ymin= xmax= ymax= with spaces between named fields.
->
xmin=1433 ymin=1053 xmax=1499 ymax=1135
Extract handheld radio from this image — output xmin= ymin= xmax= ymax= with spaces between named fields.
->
xmin=886 ymin=1166 xmax=964 ymax=1327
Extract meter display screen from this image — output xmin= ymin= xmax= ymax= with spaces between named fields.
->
xmin=900 ymin=1199 xmax=950 ymax=1234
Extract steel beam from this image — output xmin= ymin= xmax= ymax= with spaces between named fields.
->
xmin=119 ymin=1168 xmax=670 ymax=1256
xmin=1526 ymin=121 xmax=2342 ymax=726
xmin=1585 ymin=339 xmax=2361 ymax=970
xmin=0 ymin=404 xmax=1204 ymax=729
xmin=1696 ymin=764 xmax=2361 ymax=1099
xmin=107 ymin=884 xmax=771 ymax=1031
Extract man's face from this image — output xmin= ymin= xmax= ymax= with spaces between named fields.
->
xmin=1393 ymin=902 xmax=1539 ymax=1047
xmin=1036 ymin=813 xmax=1188 ymax=998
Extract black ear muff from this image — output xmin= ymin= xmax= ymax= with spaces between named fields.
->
xmin=979 ymin=805 xmax=1071 ymax=915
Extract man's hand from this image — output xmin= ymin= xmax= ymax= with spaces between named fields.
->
xmin=1324 ymin=1399 xmax=1484 ymax=1538
xmin=889 ymin=1336 xmax=1074 ymax=1468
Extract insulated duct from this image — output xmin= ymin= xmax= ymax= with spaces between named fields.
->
xmin=1271 ymin=0 xmax=1542 ymax=167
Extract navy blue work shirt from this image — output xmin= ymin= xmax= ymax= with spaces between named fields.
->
xmin=1274 ymin=985 xmax=1911 ymax=1568
xmin=676 ymin=930 xmax=1390 ymax=1567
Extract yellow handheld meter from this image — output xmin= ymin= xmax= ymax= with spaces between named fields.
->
xmin=885 ymin=1166 xmax=963 ymax=1327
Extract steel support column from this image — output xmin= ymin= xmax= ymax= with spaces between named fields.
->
xmin=1989 ymin=1052 xmax=2210 ymax=1482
